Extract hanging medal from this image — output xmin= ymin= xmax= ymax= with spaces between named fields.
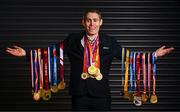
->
xmin=128 ymin=51 xmax=134 ymax=101
xmin=37 ymin=48 xmax=45 ymax=98
xmin=141 ymin=53 xmax=148 ymax=103
xmin=133 ymin=52 xmax=137 ymax=99
xmin=50 ymin=45 xmax=59 ymax=93
xmin=81 ymin=35 xmax=102 ymax=80
xmin=133 ymin=53 xmax=142 ymax=106
xmin=150 ymin=53 xmax=158 ymax=104
xmin=94 ymin=46 xmax=102 ymax=80
xmin=42 ymin=48 xmax=51 ymax=100
xmin=120 ymin=48 xmax=126 ymax=96
xmin=58 ymin=42 xmax=66 ymax=90
xmin=87 ymin=36 xmax=102 ymax=80
xmin=48 ymin=47 xmax=53 ymax=92
xmin=30 ymin=50 xmax=35 ymax=97
xmin=123 ymin=49 xmax=129 ymax=99
xmin=148 ymin=52 xmax=152 ymax=98
xmin=33 ymin=50 xmax=40 ymax=101
xmin=81 ymin=37 xmax=90 ymax=80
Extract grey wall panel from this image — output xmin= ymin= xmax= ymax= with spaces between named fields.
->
xmin=0 ymin=0 xmax=179 ymax=111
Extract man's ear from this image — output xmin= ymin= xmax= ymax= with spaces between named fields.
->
xmin=100 ymin=19 xmax=103 ymax=26
xmin=81 ymin=19 xmax=85 ymax=27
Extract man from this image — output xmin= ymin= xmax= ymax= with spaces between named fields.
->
xmin=6 ymin=9 xmax=174 ymax=110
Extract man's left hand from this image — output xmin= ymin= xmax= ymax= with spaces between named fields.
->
xmin=155 ymin=45 xmax=174 ymax=58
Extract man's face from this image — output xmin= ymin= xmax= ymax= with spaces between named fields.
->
xmin=82 ymin=12 xmax=102 ymax=36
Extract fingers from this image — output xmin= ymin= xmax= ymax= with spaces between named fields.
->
xmin=6 ymin=47 xmax=17 ymax=53
xmin=13 ymin=45 xmax=22 ymax=49
xmin=6 ymin=49 xmax=18 ymax=56
xmin=166 ymin=47 xmax=174 ymax=54
xmin=6 ymin=46 xmax=25 ymax=56
xmin=6 ymin=47 xmax=14 ymax=51
xmin=160 ymin=45 xmax=166 ymax=50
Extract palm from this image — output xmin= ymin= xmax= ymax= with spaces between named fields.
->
xmin=6 ymin=46 xmax=26 ymax=57
xmin=155 ymin=46 xmax=174 ymax=58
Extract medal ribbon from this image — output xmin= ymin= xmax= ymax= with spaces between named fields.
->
xmin=148 ymin=52 xmax=152 ymax=97
xmin=133 ymin=52 xmax=136 ymax=92
xmin=86 ymin=36 xmax=100 ymax=68
xmin=152 ymin=53 xmax=156 ymax=95
xmin=44 ymin=48 xmax=49 ymax=91
xmin=34 ymin=50 xmax=39 ymax=93
xmin=30 ymin=50 xmax=35 ymax=93
xmin=142 ymin=53 xmax=147 ymax=94
xmin=121 ymin=48 xmax=126 ymax=94
xmin=53 ymin=45 xmax=57 ymax=86
xmin=83 ymin=37 xmax=88 ymax=73
xmin=129 ymin=52 xmax=133 ymax=93
xmin=124 ymin=49 xmax=129 ymax=92
xmin=136 ymin=53 xmax=141 ymax=96
xmin=60 ymin=42 xmax=64 ymax=83
xmin=38 ymin=49 xmax=43 ymax=90
xmin=48 ymin=47 xmax=52 ymax=88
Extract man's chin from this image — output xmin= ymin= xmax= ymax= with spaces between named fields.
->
xmin=87 ymin=32 xmax=98 ymax=36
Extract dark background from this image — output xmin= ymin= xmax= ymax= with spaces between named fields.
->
xmin=0 ymin=0 xmax=180 ymax=111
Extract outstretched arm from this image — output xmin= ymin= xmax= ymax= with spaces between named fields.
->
xmin=155 ymin=45 xmax=174 ymax=58
xmin=6 ymin=45 xmax=26 ymax=57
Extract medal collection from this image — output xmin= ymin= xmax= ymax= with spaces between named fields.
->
xmin=81 ymin=35 xmax=103 ymax=80
xmin=29 ymin=39 xmax=158 ymax=104
xmin=121 ymin=48 xmax=157 ymax=106
xmin=30 ymin=42 xmax=65 ymax=101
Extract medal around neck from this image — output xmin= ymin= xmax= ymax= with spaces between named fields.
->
xmin=95 ymin=69 xmax=103 ymax=80
xmin=88 ymin=65 xmax=98 ymax=75
xmin=81 ymin=73 xmax=89 ymax=80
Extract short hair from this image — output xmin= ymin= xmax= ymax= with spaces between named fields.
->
xmin=83 ymin=9 xmax=102 ymax=20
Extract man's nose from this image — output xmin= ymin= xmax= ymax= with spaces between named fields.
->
xmin=90 ymin=21 xmax=94 ymax=26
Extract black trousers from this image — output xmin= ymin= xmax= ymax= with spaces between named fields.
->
xmin=72 ymin=94 xmax=111 ymax=111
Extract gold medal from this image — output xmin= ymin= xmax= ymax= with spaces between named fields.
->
xmin=88 ymin=65 xmax=98 ymax=75
xmin=94 ymin=68 xmax=100 ymax=77
xmin=95 ymin=73 xmax=103 ymax=80
xmin=42 ymin=89 xmax=51 ymax=101
xmin=40 ymin=88 xmax=44 ymax=98
xmin=150 ymin=95 xmax=158 ymax=104
xmin=81 ymin=73 xmax=89 ymax=80
xmin=95 ymin=69 xmax=103 ymax=80
xmin=128 ymin=93 xmax=134 ymax=101
xmin=33 ymin=91 xmax=40 ymax=101
xmin=51 ymin=85 xmax=59 ymax=93
xmin=141 ymin=93 xmax=148 ymax=103
xmin=58 ymin=81 xmax=66 ymax=90
xmin=123 ymin=91 xmax=129 ymax=99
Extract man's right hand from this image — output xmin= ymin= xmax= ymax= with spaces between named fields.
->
xmin=6 ymin=45 xmax=26 ymax=57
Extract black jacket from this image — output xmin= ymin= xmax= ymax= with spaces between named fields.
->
xmin=63 ymin=32 xmax=121 ymax=97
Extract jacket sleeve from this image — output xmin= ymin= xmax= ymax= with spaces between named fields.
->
xmin=63 ymin=33 xmax=73 ymax=54
xmin=112 ymin=37 xmax=122 ymax=59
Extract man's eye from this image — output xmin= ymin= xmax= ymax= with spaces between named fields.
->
xmin=94 ymin=19 xmax=98 ymax=22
